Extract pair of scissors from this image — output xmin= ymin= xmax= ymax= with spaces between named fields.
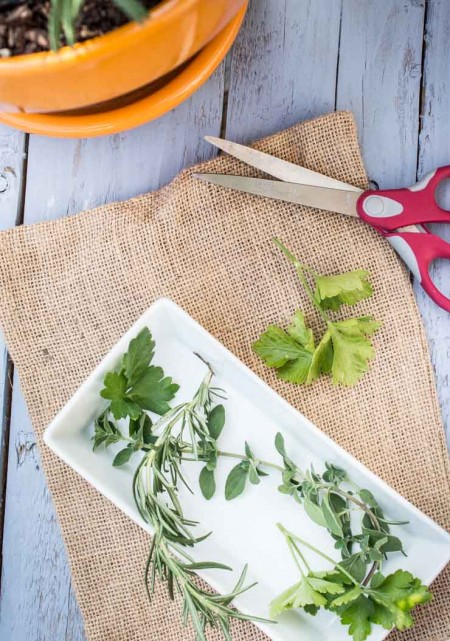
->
xmin=193 ymin=136 xmax=450 ymax=312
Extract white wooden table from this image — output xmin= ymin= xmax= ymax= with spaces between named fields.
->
xmin=0 ymin=1 xmax=448 ymax=639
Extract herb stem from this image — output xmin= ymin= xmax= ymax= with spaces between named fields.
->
xmin=182 ymin=447 xmax=286 ymax=474
xmin=278 ymin=524 xmax=358 ymax=585
xmin=273 ymin=238 xmax=329 ymax=322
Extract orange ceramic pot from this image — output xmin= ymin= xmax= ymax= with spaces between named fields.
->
xmin=0 ymin=0 xmax=246 ymax=113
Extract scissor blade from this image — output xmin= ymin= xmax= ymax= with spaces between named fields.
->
xmin=194 ymin=173 xmax=361 ymax=218
xmin=205 ymin=135 xmax=361 ymax=192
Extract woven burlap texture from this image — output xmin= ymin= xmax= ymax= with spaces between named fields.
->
xmin=0 ymin=112 xmax=448 ymax=641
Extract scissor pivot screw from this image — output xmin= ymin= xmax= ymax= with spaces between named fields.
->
xmin=363 ymin=195 xmax=385 ymax=217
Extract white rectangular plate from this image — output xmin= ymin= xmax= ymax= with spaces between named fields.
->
xmin=44 ymin=298 xmax=450 ymax=641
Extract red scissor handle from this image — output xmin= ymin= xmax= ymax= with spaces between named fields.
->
xmin=355 ymin=166 xmax=450 ymax=313
xmin=356 ymin=165 xmax=450 ymax=230
xmin=383 ymin=229 xmax=450 ymax=313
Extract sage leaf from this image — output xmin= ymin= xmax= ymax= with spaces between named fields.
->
xmin=207 ymin=404 xmax=225 ymax=440
xmin=199 ymin=466 xmax=216 ymax=500
xmin=303 ymin=496 xmax=327 ymax=528
xmin=225 ymin=462 xmax=249 ymax=500
xmin=340 ymin=553 xmax=367 ymax=583
xmin=113 ymin=446 xmax=133 ymax=467
xmin=322 ymin=493 xmax=344 ymax=537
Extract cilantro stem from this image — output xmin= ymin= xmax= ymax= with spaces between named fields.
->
xmin=278 ymin=524 xmax=358 ymax=585
xmin=273 ymin=238 xmax=329 ymax=322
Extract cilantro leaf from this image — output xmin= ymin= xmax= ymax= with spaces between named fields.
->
xmin=307 ymin=330 xmax=333 ymax=382
xmin=122 ymin=326 xmax=155 ymax=386
xmin=270 ymin=578 xmax=327 ymax=617
xmin=315 ymin=269 xmax=373 ymax=310
xmin=99 ymin=327 xmax=179 ymax=419
xmin=100 ymin=371 xmax=141 ymax=420
xmin=329 ymin=585 xmax=362 ymax=608
xmin=286 ymin=310 xmax=315 ymax=351
xmin=252 ymin=325 xmax=311 ymax=366
xmin=327 ymin=319 xmax=378 ymax=386
xmin=253 ymin=312 xmax=315 ymax=384
xmin=339 ymin=594 xmax=374 ymax=641
xmin=128 ymin=366 xmax=180 ymax=415
xmin=368 ymin=570 xmax=432 ymax=630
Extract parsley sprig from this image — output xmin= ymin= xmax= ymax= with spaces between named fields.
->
xmin=271 ymin=526 xmax=431 ymax=641
xmin=253 ymin=239 xmax=381 ymax=386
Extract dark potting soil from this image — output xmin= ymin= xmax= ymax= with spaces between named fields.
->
xmin=0 ymin=0 xmax=161 ymax=57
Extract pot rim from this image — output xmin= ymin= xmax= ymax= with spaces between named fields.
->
xmin=0 ymin=0 xmax=193 ymax=70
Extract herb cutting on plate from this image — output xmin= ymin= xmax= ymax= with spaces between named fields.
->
xmin=81 ymin=295 xmax=434 ymax=641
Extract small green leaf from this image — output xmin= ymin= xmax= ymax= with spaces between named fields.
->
xmin=307 ymin=330 xmax=333 ymax=383
xmin=128 ymin=366 xmax=179 ymax=415
xmin=339 ymin=594 xmax=374 ymax=641
xmin=207 ymin=405 xmax=225 ymax=440
xmin=340 ymin=553 xmax=367 ymax=583
xmin=303 ymin=496 xmax=327 ymax=528
xmin=199 ymin=466 xmax=216 ymax=500
xmin=182 ymin=561 xmax=232 ymax=572
xmin=357 ymin=488 xmax=379 ymax=508
xmin=248 ymin=465 xmax=260 ymax=485
xmin=286 ymin=310 xmax=315 ymax=352
xmin=225 ymin=462 xmax=249 ymax=500
xmin=322 ymin=493 xmax=344 ymax=537
xmin=315 ymin=269 xmax=373 ymax=311
xmin=327 ymin=319 xmax=378 ymax=387
xmin=244 ymin=441 xmax=254 ymax=459
xmin=122 ymin=327 xmax=155 ymax=387
xmin=142 ymin=415 xmax=154 ymax=444
xmin=275 ymin=432 xmax=286 ymax=457
xmin=329 ymin=585 xmax=362 ymax=608
xmin=112 ymin=447 xmax=133 ymax=467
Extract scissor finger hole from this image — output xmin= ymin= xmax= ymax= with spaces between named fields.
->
xmin=435 ymin=177 xmax=450 ymax=210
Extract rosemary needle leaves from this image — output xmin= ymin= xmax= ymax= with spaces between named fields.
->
xmin=92 ymin=329 xmax=263 ymax=641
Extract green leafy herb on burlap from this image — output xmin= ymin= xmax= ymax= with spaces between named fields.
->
xmin=253 ymin=240 xmax=381 ymax=386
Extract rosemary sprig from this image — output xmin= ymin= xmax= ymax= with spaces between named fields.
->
xmin=123 ymin=367 xmax=264 ymax=640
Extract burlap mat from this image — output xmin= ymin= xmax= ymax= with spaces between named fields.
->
xmin=0 ymin=112 xmax=448 ymax=641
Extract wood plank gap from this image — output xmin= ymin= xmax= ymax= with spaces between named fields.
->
xmin=219 ymin=50 xmax=233 ymax=139
xmin=0 ymin=355 xmax=13 ymax=583
xmin=0 ymin=129 xmax=28 ymax=588
xmin=14 ymin=133 xmax=29 ymax=226
xmin=333 ymin=0 xmax=344 ymax=112
xmin=416 ymin=0 xmax=429 ymax=181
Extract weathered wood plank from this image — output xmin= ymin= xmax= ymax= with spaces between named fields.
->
xmin=0 ymin=65 xmax=226 ymax=641
xmin=0 ymin=372 xmax=85 ymax=641
xmin=225 ymin=0 xmax=343 ymax=142
xmin=0 ymin=125 xmax=27 ymax=570
xmin=336 ymin=0 xmax=425 ymax=188
xmin=414 ymin=0 xmax=450 ymax=447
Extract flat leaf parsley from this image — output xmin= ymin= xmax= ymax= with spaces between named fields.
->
xmin=253 ymin=240 xmax=381 ymax=386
